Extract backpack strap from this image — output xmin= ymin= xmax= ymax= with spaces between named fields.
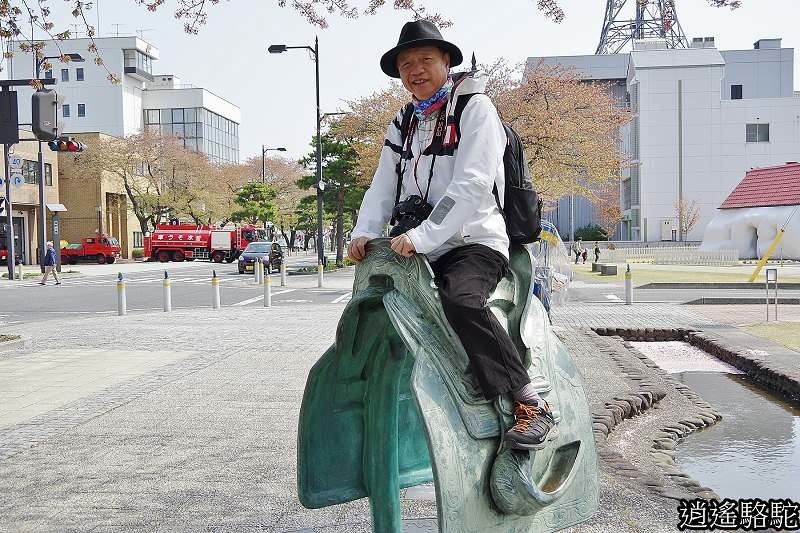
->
xmin=391 ymin=103 xmax=415 ymax=225
xmin=453 ymin=93 xmax=506 ymax=213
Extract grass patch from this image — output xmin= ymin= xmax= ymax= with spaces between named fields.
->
xmin=573 ymin=263 xmax=800 ymax=285
xmin=742 ymin=322 xmax=800 ymax=352
xmin=0 ymin=334 xmax=21 ymax=342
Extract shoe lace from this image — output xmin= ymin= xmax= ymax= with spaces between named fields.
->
xmin=511 ymin=403 xmax=540 ymax=433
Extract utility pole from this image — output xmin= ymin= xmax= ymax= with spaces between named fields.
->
xmin=3 ymin=141 xmax=15 ymax=280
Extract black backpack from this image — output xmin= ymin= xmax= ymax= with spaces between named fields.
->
xmin=395 ymin=94 xmax=543 ymax=244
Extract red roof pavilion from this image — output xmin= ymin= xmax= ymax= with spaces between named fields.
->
xmin=719 ymin=162 xmax=800 ymax=209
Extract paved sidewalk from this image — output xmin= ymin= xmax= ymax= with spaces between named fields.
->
xmin=2 ymin=287 xmax=794 ymax=531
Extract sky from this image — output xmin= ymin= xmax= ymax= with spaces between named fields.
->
xmin=37 ymin=0 xmax=800 ymax=163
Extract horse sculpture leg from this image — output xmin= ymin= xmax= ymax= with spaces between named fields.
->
xmin=363 ymin=336 xmax=406 ymax=533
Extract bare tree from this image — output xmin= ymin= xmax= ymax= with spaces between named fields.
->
xmin=675 ymin=198 xmax=701 ymax=240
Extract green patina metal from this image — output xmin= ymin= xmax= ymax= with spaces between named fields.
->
xmin=298 ymin=239 xmax=599 ymax=532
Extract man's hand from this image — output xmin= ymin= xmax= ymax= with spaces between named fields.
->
xmin=347 ymin=237 xmax=370 ymax=263
xmin=390 ymin=234 xmax=416 ymax=257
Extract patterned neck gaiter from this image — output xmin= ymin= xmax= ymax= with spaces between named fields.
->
xmin=412 ymin=77 xmax=453 ymax=120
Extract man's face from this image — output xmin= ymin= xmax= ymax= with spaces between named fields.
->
xmin=397 ymin=46 xmax=450 ymax=101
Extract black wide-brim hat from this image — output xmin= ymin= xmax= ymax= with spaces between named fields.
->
xmin=380 ymin=20 xmax=463 ymax=78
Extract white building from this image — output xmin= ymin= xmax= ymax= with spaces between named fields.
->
xmin=9 ymin=37 xmax=241 ymax=164
xmin=530 ymin=37 xmax=800 ymax=242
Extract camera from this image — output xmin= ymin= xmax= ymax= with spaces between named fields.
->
xmin=389 ymin=195 xmax=434 ymax=237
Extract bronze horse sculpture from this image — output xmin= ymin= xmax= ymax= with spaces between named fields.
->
xmin=298 ymin=239 xmax=598 ymax=532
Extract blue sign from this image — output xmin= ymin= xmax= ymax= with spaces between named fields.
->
xmin=12 ymin=173 xmax=23 ymax=186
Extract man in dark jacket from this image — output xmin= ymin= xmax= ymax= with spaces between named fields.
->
xmin=39 ymin=241 xmax=61 ymax=285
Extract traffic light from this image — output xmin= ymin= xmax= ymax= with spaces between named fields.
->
xmin=32 ymin=89 xmax=58 ymax=142
xmin=48 ymin=137 xmax=85 ymax=152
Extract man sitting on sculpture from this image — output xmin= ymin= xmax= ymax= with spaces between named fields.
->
xmin=347 ymin=20 xmax=555 ymax=451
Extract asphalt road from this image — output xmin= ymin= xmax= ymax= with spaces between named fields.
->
xmin=0 ymin=254 xmax=354 ymax=326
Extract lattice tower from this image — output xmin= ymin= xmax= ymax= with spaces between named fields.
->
xmin=597 ymin=0 xmax=689 ymax=54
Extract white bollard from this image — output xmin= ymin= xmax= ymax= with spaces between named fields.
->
xmin=116 ymin=272 xmax=127 ymax=316
xmin=280 ymin=260 xmax=287 ymax=287
xmin=254 ymin=259 xmax=262 ymax=285
xmin=317 ymin=261 xmax=324 ymax=288
xmin=162 ymin=270 xmax=172 ymax=312
xmin=212 ymin=270 xmax=221 ymax=309
xmin=16 ymin=261 xmax=22 ymax=281
xmin=625 ymin=264 xmax=633 ymax=305
xmin=264 ymin=272 xmax=272 ymax=308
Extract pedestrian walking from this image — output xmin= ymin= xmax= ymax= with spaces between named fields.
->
xmin=581 ymin=248 xmax=588 ymax=264
xmin=39 ymin=242 xmax=61 ymax=286
xmin=347 ymin=20 xmax=555 ymax=451
xmin=593 ymin=242 xmax=601 ymax=263
xmin=573 ymin=239 xmax=583 ymax=264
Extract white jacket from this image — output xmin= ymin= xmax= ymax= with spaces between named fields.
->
xmin=351 ymin=72 xmax=509 ymax=262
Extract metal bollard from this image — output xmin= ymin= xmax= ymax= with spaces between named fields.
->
xmin=264 ymin=272 xmax=273 ymax=308
xmin=212 ymin=270 xmax=221 ymax=309
xmin=254 ymin=259 xmax=262 ymax=285
xmin=16 ymin=262 xmax=22 ymax=281
xmin=116 ymin=272 xmax=127 ymax=316
xmin=317 ymin=261 xmax=324 ymax=288
xmin=280 ymin=260 xmax=287 ymax=287
xmin=625 ymin=264 xmax=633 ymax=305
xmin=163 ymin=270 xmax=172 ymax=312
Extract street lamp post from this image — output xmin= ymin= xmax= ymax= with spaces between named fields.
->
xmin=35 ymin=53 xmax=84 ymax=271
xmin=268 ymin=38 xmax=325 ymax=267
xmin=261 ymin=145 xmax=286 ymax=184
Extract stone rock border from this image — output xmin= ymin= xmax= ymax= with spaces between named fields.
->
xmin=687 ymin=331 xmax=800 ymax=402
xmin=591 ymin=328 xmax=722 ymax=500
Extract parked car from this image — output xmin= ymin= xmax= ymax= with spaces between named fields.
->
xmin=61 ymin=235 xmax=121 ymax=264
xmin=237 ymin=241 xmax=283 ymax=274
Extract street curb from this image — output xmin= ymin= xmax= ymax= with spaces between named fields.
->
xmin=586 ymin=330 xmax=720 ymax=501
xmin=686 ymin=297 xmax=800 ymax=305
xmin=638 ymin=282 xmax=800 ymax=290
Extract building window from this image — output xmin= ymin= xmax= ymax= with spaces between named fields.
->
xmin=746 ymin=123 xmax=769 ymax=143
xmin=133 ymin=232 xmax=144 ymax=248
xmin=45 ymin=163 xmax=53 ymax=186
xmin=22 ymin=160 xmax=37 ymax=184
xmin=145 ymin=109 xmax=160 ymax=124
xmin=77 ymin=104 xmax=86 ymax=117
xmin=731 ymin=85 xmax=742 ymax=100
xmin=61 ymin=68 xmax=69 ymax=82
xmin=76 ymin=68 xmax=84 ymax=81
xmin=45 ymin=69 xmax=53 ymax=79
xmin=62 ymin=104 xmax=70 ymax=117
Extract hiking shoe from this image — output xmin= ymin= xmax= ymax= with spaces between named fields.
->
xmin=505 ymin=400 xmax=556 ymax=451
xmin=38 ymin=282 xmax=46 ymax=285
xmin=55 ymin=282 xmax=61 ymax=285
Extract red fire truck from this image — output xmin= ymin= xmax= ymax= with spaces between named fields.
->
xmin=143 ymin=223 xmax=265 ymax=263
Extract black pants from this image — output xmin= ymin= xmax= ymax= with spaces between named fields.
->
xmin=431 ymin=244 xmax=530 ymax=400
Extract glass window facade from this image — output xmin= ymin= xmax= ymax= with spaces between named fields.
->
xmin=22 ymin=161 xmax=53 ymax=186
xmin=746 ymin=123 xmax=769 ymax=143
xmin=76 ymin=68 xmax=84 ymax=81
xmin=61 ymin=68 xmax=69 ymax=82
xmin=142 ymin=106 xmax=240 ymax=163
xmin=77 ymin=103 xmax=86 ymax=117
xmin=124 ymin=49 xmax=153 ymax=74
xmin=62 ymin=104 xmax=70 ymax=117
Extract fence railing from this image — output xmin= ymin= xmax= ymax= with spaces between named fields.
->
xmin=599 ymin=246 xmax=739 ymax=266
